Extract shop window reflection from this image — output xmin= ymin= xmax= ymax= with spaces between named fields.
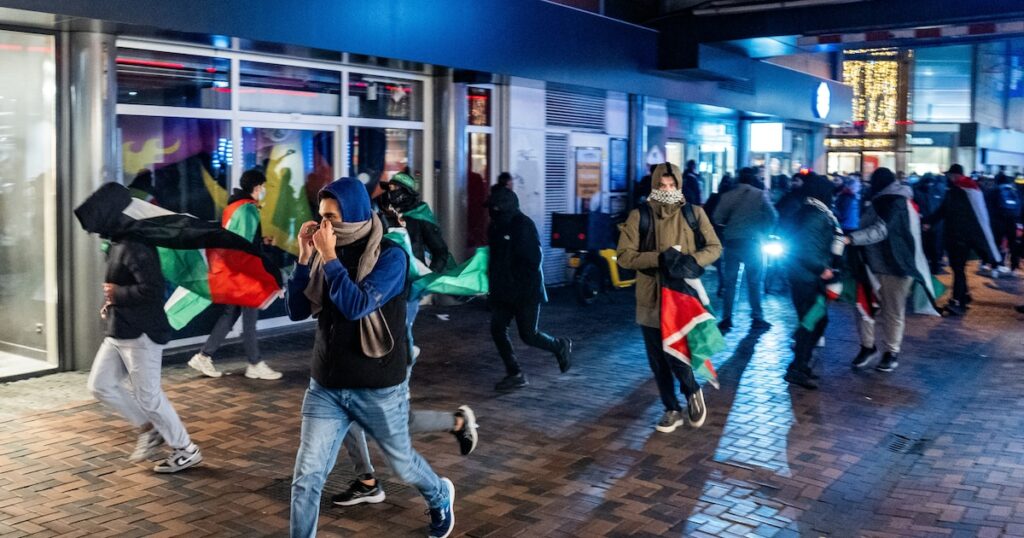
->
xmin=348 ymin=127 xmax=422 ymax=195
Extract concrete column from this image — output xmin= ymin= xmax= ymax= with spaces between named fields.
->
xmin=64 ymin=32 xmax=117 ymax=371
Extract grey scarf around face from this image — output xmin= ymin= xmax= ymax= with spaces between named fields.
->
xmin=304 ymin=213 xmax=394 ymax=358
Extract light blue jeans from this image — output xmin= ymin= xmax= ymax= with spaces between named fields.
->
xmin=290 ymin=378 xmax=449 ymax=538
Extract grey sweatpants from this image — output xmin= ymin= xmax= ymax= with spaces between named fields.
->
xmin=201 ymin=305 xmax=260 ymax=364
xmin=857 ymin=274 xmax=914 ymax=354
xmin=87 ymin=335 xmax=192 ymax=449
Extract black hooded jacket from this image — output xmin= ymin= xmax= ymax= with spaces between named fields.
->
xmin=104 ymin=239 xmax=173 ymax=344
xmin=781 ymin=175 xmax=838 ymax=286
xmin=486 ymin=189 xmax=546 ymax=305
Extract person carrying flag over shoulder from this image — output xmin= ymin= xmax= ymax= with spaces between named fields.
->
xmin=780 ymin=173 xmax=844 ymax=390
xmin=617 ymin=162 xmax=722 ymax=434
xmin=189 ymin=168 xmax=282 ymax=380
xmin=923 ymin=164 xmax=1002 ymax=316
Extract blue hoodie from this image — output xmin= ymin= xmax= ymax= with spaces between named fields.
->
xmin=285 ymin=177 xmax=407 ymax=322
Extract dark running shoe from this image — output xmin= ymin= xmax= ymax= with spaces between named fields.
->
xmin=427 ymin=478 xmax=455 ymax=538
xmin=784 ymin=369 xmax=819 ymax=390
xmin=851 ymin=346 xmax=878 ymax=369
xmin=332 ymin=476 xmax=385 ymax=506
xmin=717 ymin=318 xmax=733 ymax=334
xmin=944 ymin=301 xmax=966 ymax=317
xmin=876 ymin=353 xmax=899 ymax=373
xmin=555 ymin=338 xmax=573 ymax=373
xmin=687 ymin=389 xmax=707 ymax=428
xmin=751 ymin=319 xmax=772 ymax=331
xmin=1015 ymin=305 xmax=1024 ymax=315
xmin=655 ymin=410 xmax=685 ymax=433
xmin=452 ymin=405 xmax=478 ymax=456
xmin=494 ymin=373 xmax=528 ymax=392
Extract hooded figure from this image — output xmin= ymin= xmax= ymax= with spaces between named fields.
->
xmin=834 ymin=175 xmax=862 ymax=231
xmin=780 ymin=172 xmax=842 ymax=390
xmin=847 ymin=168 xmax=919 ymax=372
xmin=383 ymin=172 xmax=450 ymax=273
xmin=485 ymin=187 xmax=572 ymax=391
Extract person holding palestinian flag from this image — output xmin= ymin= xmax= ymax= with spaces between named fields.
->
xmin=923 ymin=164 xmax=1002 ymax=316
xmin=73 ymin=181 xmax=284 ymax=474
xmin=188 ymin=169 xmax=282 ymax=381
xmin=617 ymin=162 xmax=722 ymax=434
xmin=779 ymin=173 xmax=844 ymax=390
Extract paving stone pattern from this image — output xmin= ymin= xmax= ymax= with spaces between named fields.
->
xmin=2 ymin=265 xmax=1024 ymax=537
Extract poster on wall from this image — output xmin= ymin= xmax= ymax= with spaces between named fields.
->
xmin=575 ymin=147 xmax=602 ymax=200
xmin=609 ymin=138 xmax=628 ymax=192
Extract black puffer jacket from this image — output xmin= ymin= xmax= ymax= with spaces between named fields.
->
xmin=849 ymin=182 xmax=916 ymax=277
xmin=104 ymin=240 xmax=172 ymax=344
xmin=486 ymin=189 xmax=546 ymax=306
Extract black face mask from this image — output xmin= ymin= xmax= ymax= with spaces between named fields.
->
xmin=385 ymin=187 xmax=417 ymax=211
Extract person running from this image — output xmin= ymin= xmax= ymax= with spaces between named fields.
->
xmin=682 ymin=159 xmax=703 ymax=206
xmin=286 ymin=177 xmax=455 ymax=538
xmin=780 ymin=173 xmax=843 ymax=390
xmin=923 ymin=164 xmax=1002 ymax=316
xmin=712 ymin=167 xmax=777 ymax=332
xmin=189 ymin=169 xmax=281 ymax=380
xmin=846 ymin=168 xmax=916 ymax=373
xmin=487 ymin=187 xmax=573 ymax=391
xmin=617 ymin=162 xmax=722 ymax=432
xmin=331 ymin=172 xmax=478 ymax=508
xmin=87 ymin=235 xmax=203 ymax=473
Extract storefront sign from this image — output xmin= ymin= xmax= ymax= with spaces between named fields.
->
xmin=750 ymin=122 xmax=784 ymax=153
xmin=575 ymin=147 xmax=603 ymax=200
xmin=608 ymin=138 xmax=627 ymax=192
xmin=814 ymin=82 xmax=831 ymax=119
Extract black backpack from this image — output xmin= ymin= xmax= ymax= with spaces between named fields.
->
xmin=996 ymin=184 xmax=1021 ymax=219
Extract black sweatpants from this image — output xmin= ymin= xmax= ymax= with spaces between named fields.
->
xmin=490 ymin=300 xmax=561 ymax=376
xmin=641 ymin=325 xmax=699 ymax=412
xmin=788 ymin=279 xmax=828 ymax=375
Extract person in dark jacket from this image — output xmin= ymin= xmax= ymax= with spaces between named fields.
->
xmin=189 ymin=169 xmax=281 ymax=380
xmin=492 ymin=171 xmax=514 ymax=193
xmin=913 ymin=173 xmax=947 ymax=274
xmin=833 ymin=175 xmax=862 ymax=232
xmin=286 ymin=178 xmax=455 ymax=538
xmin=923 ymin=164 xmax=1002 ymax=316
xmin=486 ymin=188 xmax=572 ymax=391
xmin=985 ymin=172 xmax=1021 ymax=274
xmin=846 ymin=168 xmax=916 ymax=373
xmin=682 ymin=160 xmax=703 ymax=206
xmin=780 ymin=173 xmax=843 ymax=390
xmin=713 ymin=167 xmax=778 ymax=332
xmin=86 ymin=237 xmax=203 ymax=473
xmin=774 ymin=172 xmax=807 ymax=225
xmin=704 ymin=173 xmax=735 ymax=296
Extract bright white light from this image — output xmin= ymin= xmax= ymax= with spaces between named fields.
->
xmin=762 ymin=240 xmax=784 ymax=257
xmin=128 ymin=91 xmax=138 ymax=96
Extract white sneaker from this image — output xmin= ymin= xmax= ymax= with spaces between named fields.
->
xmin=128 ymin=429 xmax=163 ymax=462
xmin=816 ymin=336 xmax=826 ymax=348
xmin=154 ymin=443 xmax=202 ymax=473
xmin=188 ymin=353 xmax=222 ymax=378
xmin=998 ymin=266 xmax=1011 ymax=274
xmin=992 ymin=268 xmax=1001 ymax=279
xmin=413 ymin=346 xmax=421 ymax=361
xmin=245 ymin=361 xmax=282 ymax=380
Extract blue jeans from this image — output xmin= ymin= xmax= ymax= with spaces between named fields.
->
xmin=290 ymin=378 xmax=449 ymax=538
xmin=407 ymin=298 xmax=420 ymax=359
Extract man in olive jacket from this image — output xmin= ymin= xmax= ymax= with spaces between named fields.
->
xmin=617 ymin=162 xmax=722 ymax=434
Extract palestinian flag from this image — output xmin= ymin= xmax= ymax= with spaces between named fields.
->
xmin=954 ymin=176 xmax=1002 ymax=265
xmin=661 ymin=277 xmax=724 ymax=389
xmin=907 ymin=199 xmax=943 ymax=316
xmin=75 ymin=183 xmax=283 ymax=329
xmin=384 ymin=228 xmax=489 ymax=300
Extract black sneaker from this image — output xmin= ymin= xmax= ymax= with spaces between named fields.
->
xmin=555 ymin=338 xmax=573 ymax=373
xmin=332 ymin=476 xmax=386 ymax=506
xmin=851 ymin=346 xmax=878 ymax=369
xmin=655 ymin=410 xmax=684 ymax=433
xmin=686 ymin=389 xmax=707 ymax=428
xmin=451 ymin=405 xmax=478 ymax=456
xmin=944 ymin=300 xmax=966 ymax=317
xmin=494 ymin=373 xmax=528 ymax=392
xmin=717 ymin=318 xmax=733 ymax=334
xmin=1015 ymin=305 xmax=1024 ymax=315
xmin=751 ymin=319 xmax=772 ymax=331
xmin=876 ymin=353 xmax=899 ymax=373
xmin=784 ymin=369 xmax=819 ymax=390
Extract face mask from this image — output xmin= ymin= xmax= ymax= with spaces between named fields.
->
xmin=255 ymin=186 xmax=266 ymax=202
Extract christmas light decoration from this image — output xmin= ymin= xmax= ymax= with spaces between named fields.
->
xmin=842 ymin=49 xmax=900 ymax=134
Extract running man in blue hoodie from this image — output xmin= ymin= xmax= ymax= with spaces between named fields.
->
xmin=286 ymin=178 xmax=455 ymax=538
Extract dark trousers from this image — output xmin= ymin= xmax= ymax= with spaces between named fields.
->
xmin=947 ymin=241 xmax=972 ymax=303
xmin=992 ymin=218 xmax=1019 ymax=269
xmin=490 ymin=300 xmax=560 ymax=376
xmin=788 ymin=280 xmax=828 ymax=374
xmin=641 ymin=325 xmax=699 ymax=412
xmin=922 ymin=223 xmax=944 ymax=273
xmin=721 ymin=240 xmax=764 ymax=322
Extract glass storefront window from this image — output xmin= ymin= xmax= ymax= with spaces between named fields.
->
xmin=348 ymin=73 xmax=422 ymax=121
xmin=827 ymin=152 xmax=861 ymax=175
xmin=466 ymin=132 xmax=491 ymax=248
xmin=908 ymin=146 xmax=951 ymax=175
xmin=468 ymin=87 xmax=492 ymax=126
xmin=348 ymin=54 xmax=425 ymax=73
xmin=116 ymin=48 xmax=230 ymax=109
xmin=912 ymin=45 xmax=972 ymax=123
xmin=239 ymin=61 xmax=341 ymax=115
xmin=117 ymin=116 xmax=231 ymax=221
xmin=0 ymin=30 xmax=57 ymax=377
xmin=348 ymin=127 xmax=422 ymax=191
xmin=241 ymin=127 xmax=335 ymax=259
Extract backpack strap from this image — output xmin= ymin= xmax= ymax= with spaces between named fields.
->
xmin=682 ymin=204 xmax=706 ymax=251
xmin=639 ymin=203 xmax=655 ymax=252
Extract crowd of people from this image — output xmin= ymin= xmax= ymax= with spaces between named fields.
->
xmin=79 ymin=157 xmax=1023 ymax=537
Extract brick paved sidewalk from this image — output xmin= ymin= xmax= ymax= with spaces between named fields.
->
xmin=3 ymin=265 xmax=1024 ymax=537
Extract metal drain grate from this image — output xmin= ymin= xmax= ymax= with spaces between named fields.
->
xmin=886 ymin=433 xmax=928 ymax=454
